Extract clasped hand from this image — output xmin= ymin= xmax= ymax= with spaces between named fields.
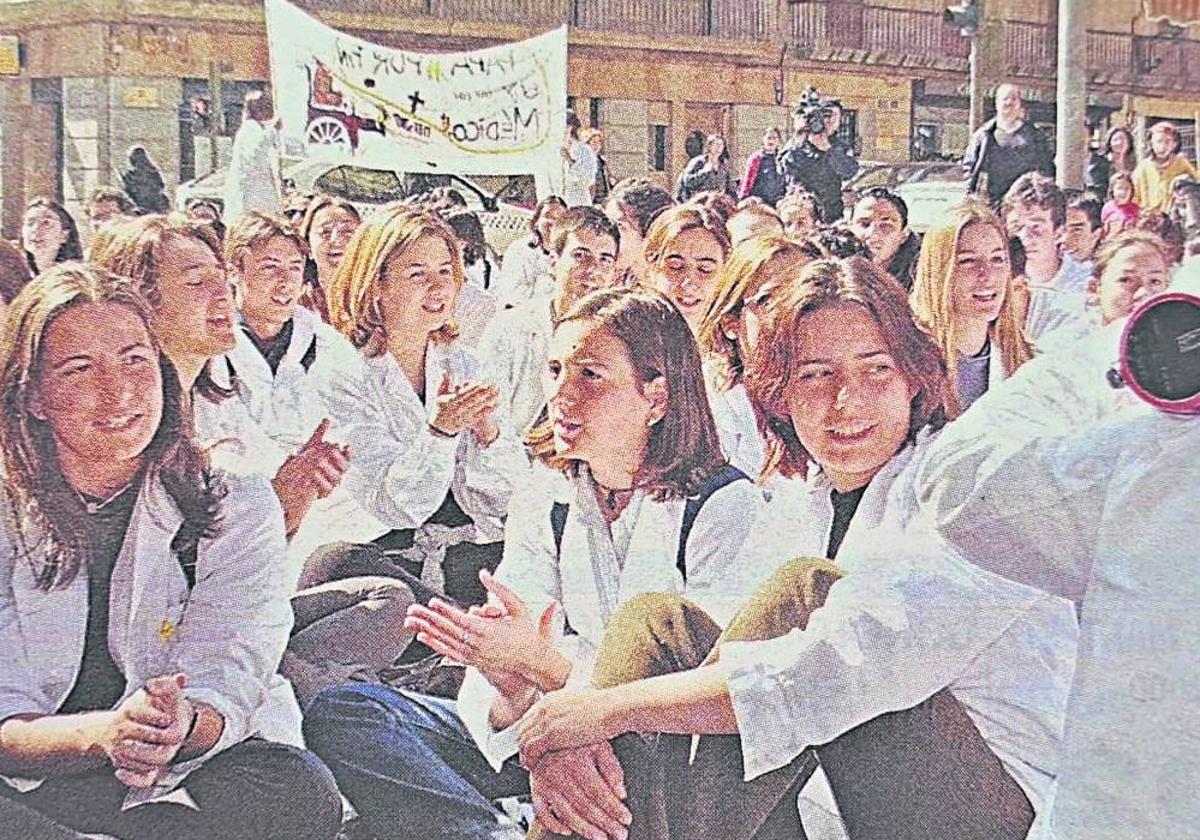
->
xmin=105 ymin=672 xmax=194 ymax=789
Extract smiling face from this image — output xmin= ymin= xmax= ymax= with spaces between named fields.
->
xmin=851 ymin=196 xmax=908 ymax=268
xmin=153 ymin=234 xmax=236 ymax=364
xmin=235 ymin=235 xmax=307 ymax=340
xmin=308 ymin=205 xmax=360 ymax=287
xmin=1093 ymin=243 xmax=1170 ymax=325
xmin=22 ymin=207 xmax=68 ymax=264
xmin=951 ymin=221 xmax=1010 ymax=325
xmin=544 ymin=319 xmax=661 ymax=474
xmin=783 ymin=303 xmax=914 ymax=492
xmin=378 ymin=233 xmax=459 ymax=339
xmin=552 ymin=228 xmax=619 ymax=316
xmin=649 ymin=227 xmax=725 ymax=334
xmin=33 ymin=302 xmax=163 ymax=488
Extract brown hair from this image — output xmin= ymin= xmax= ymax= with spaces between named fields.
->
xmin=23 ymin=198 xmax=84 ymax=267
xmin=0 ymin=239 xmax=33 ymax=305
xmin=244 ymin=89 xmax=274 ymax=123
xmin=549 ymin=205 xmax=620 ymax=258
xmin=298 ymin=194 xmax=361 ymax=285
xmin=911 ymin=200 xmax=1033 ymax=417
xmin=1135 ymin=211 xmax=1184 ymax=264
xmin=89 ymin=214 xmax=234 ymax=404
xmin=1001 ymin=172 xmax=1066 ymax=229
xmin=643 ymin=205 xmax=731 ymax=268
xmin=526 ymin=288 xmax=726 ymax=500
xmin=223 ymin=210 xmax=309 ymax=272
xmin=699 ymin=233 xmax=823 ymax=392
xmin=0 ymin=263 xmax=224 ymax=590
xmin=746 ymin=257 xmax=949 ymax=482
xmin=326 ymin=204 xmax=463 ymax=356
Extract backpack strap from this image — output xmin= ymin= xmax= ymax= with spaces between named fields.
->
xmin=677 ymin=463 xmax=750 ymax=582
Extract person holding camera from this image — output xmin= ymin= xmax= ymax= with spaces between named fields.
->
xmin=780 ymin=91 xmax=858 ymax=224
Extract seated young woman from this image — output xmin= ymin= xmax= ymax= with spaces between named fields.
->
xmin=0 ymin=264 xmax=342 ymax=840
xmin=698 ymin=233 xmax=823 ymax=479
xmin=911 ymin=200 xmax=1034 ymax=417
xmin=91 ymin=213 xmax=410 ymax=708
xmin=312 ymin=204 xmax=525 ymax=608
xmin=300 ymin=288 xmax=765 ymax=840
xmin=512 ymin=257 xmax=1078 ymax=840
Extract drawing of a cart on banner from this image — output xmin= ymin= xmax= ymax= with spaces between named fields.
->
xmin=303 ymin=61 xmax=386 ymax=153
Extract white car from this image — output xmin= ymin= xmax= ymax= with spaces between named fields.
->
xmin=844 ymin=162 xmax=968 ymax=232
xmin=176 ymin=159 xmax=536 ymax=254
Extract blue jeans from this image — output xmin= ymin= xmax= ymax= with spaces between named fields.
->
xmin=303 ymin=683 xmax=529 ymax=840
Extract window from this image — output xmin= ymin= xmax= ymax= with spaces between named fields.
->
xmin=589 ymin=97 xmax=602 ymax=128
xmin=835 ymin=108 xmax=858 ymax=155
xmin=648 ymin=125 xmax=668 ymax=172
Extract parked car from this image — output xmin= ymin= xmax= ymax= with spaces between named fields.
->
xmin=843 ymin=162 xmax=967 ymax=232
xmin=176 ymin=159 xmax=536 ymax=254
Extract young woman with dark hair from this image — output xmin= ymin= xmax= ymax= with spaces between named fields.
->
xmin=298 ymin=194 xmax=361 ymax=323
xmin=0 ymin=264 xmax=341 ymax=840
xmin=302 ymin=288 xmax=763 ymax=840
xmin=513 ymin=258 xmax=1076 ymax=840
xmin=21 ymin=198 xmax=83 ymax=276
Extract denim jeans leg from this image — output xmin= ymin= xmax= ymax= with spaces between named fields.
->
xmin=304 ymin=683 xmax=529 ymax=840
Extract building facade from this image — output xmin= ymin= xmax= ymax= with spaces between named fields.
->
xmin=0 ymin=0 xmax=1199 ymax=237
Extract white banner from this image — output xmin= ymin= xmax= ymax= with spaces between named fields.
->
xmin=264 ymin=0 xmax=567 ymax=193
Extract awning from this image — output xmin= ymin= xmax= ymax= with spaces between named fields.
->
xmin=1145 ymin=0 xmax=1200 ymax=25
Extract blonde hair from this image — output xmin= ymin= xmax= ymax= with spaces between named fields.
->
xmin=326 ymin=204 xmax=463 ymax=357
xmin=643 ymin=205 xmax=731 ymax=268
xmin=911 ymin=200 xmax=1033 ymax=418
xmin=698 ymin=233 xmax=823 ymax=391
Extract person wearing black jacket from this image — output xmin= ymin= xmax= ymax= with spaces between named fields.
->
xmin=781 ymin=102 xmax=857 ymax=223
xmin=120 ymin=146 xmax=170 ymax=214
xmin=962 ymin=84 xmax=1055 ymax=207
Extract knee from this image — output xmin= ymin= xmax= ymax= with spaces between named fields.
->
xmin=229 ymin=741 xmax=344 ymax=840
xmin=303 ymin=683 xmax=416 ymax=755
xmin=609 ymin=592 xmax=692 ymax=636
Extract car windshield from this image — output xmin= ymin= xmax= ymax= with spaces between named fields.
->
xmin=313 ymin=166 xmax=406 ymax=203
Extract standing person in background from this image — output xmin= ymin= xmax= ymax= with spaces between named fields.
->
xmin=1101 ymin=172 xmax=1140 ymax=237
xmin=738 ymin=127 xmax=787 ymax=207
xmin=586 ymin=130 xmax=613 ymax=206
xmin=963 ymin=83 xmax=1055 ymax=208
xmin=1132 ymin=121 xmax=1198 ymax=214
xmin=677 ymin=135 xmax=734 ymax=202
xmin=1086 ymin=126 xmax=1138 ymax=195
xmin=561 ymin=111 xmax=597 ymax=208
xmin=21 ymin=198 xmax=83 ymax=276
xmin=120 ymin=147 xmax=169 ymax=215
xmin=781 ymin=96 xmax=857 ymax=224
xmin=225 ymin=90 xmax=283 ymax=222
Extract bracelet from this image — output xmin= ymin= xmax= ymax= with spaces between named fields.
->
xmin=428 ymin=423 xmax=460 ymax=439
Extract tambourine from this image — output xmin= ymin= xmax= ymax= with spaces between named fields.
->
xmin=1118 ymin=292 xmax=1200 ymax=414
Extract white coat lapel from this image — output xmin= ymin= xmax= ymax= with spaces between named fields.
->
xmin=109 ymin=478 xmax=185 ymax=681
xmin=10 ymin=537 xmax=87 ymax=710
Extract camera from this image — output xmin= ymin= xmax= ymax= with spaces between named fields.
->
xmin=792 ymin=86 xmax=838 ymax=136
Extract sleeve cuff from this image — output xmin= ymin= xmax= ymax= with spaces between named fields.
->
xmin=723 ymin=639 xmax=808 ymax=781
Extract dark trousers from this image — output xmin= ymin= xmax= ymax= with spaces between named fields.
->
xmin=533 ymin=558 xmax=1035 ymax=840
xmin=0 ymin=738 xmax=344 ymax=840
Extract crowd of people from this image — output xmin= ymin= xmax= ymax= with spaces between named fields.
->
xmin=0 ymin=81 xmax=1196 ymax=840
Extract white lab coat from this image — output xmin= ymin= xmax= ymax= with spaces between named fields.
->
xmin=322 ymin=340 xmax=524 ymax=548
xmin=222 ymin=306 xmax=363 ymax=453
xmin=724 ymin=435 xmax=1078 ymax=827
xmin=454 ymin=283 xmax=498 ymax=349
xmin=707 ymin=379 xmax=766 ymax=481
xmin=459 ymin=463 xmax=766 ymax=769
xmin=496 ymin=235 xmax=554 ymax=309
xmin=0 ymin=473 xmax=302 ymax=804
xmin=915 ymin=333 xmax=1198 ymax=840
xmin=1025 ymin=287 xmax=1088 ymax=348
xmin=563 ymin=140 xmax=597 ymax=208
xmin=477 ymin=298 xmax=556 ymax=439
xmin=223 ymin=119 xmax=282 ymax=222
